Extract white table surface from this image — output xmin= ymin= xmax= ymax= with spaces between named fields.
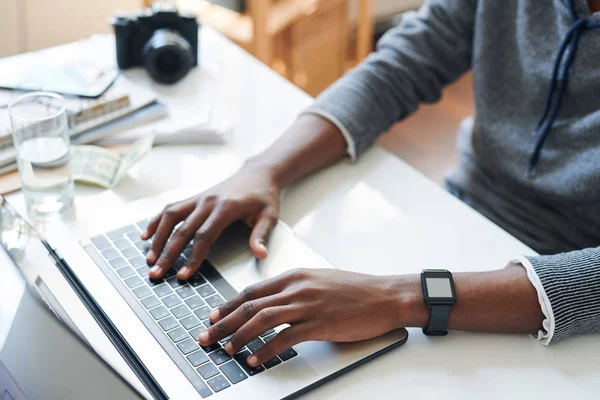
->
xmin=7 ymin=27 xmax=600 ymax=400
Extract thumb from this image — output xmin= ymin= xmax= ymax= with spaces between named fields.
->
xmin=249 ymin=211 xmax=277 ymax=259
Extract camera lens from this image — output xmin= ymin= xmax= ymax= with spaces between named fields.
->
xmin=142 ymin=29 xmax=194 ymax=84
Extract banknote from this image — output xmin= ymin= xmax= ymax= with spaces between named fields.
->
xmin=71 ymin=136 xmax=154 ymax=188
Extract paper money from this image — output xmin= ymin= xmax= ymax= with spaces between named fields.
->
xmin=71 ymin=136 xmax=154 ymax=188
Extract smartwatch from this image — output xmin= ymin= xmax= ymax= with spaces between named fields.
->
xmin=420 ymin=269 xmax=456 ymax=336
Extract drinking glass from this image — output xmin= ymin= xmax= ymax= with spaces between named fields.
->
xmin=9 ymin=92 xmax=74 ymax=218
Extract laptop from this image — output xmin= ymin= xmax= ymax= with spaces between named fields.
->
xmin=0 ymin=192 xmax=408 ymax=399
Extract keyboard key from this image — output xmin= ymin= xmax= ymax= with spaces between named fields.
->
xmin=91 ymin=235 xmax=111 ymax=250
xmin=113 ymin=239 xmax=130 ymax=250
xmin=220 ymin=361 xmax=247 ymax=384
xmin=136 ymin=219 xmax=150 ymax=231
xmin=101 ymin=247 xmax=119 ymax=260
xmin=187 ymin=350 xmax=210 ymax=367
xmin=174 ymin=256 xmax=186 ymax=270
xmin=201 ymin=342 xmax=222 ymax=354
xmin=263 ymin=356 xmax=282 ymax=369
xmin=158 ymin=317 xmax=179 ymax=331
xmin=194 ymin=306 xmax=211 ymax=320
xmin=153 ymin=284 xmax=173 ymax=298
xmin=205 ymin=294 xmax=225 ymax=308
xmin=164 ymin=268 xmax=177 ymax=279
xmin=126 ymin=231 xmax=141 ymax=241
xmin=176 ymin=286 xmax=196 ymax=299
xmin=278 ymin=348 xmax=298 ymax=361
xmin=218 ymin=334 xmax=233 ymax=344
xmin=145 ymin=277 xmax=164 ymax=287
xmin=117 ymin=266 xmax=135 ymax=279
xmin=109 ymin=257 xmax=127 ymax=269
xmin=141 ymin=295 xmax=161 ymax=309
xmin=260 ymin=329 xmax=276 ymax=338
xmin=196 ymin=284 xmax=216 ymax=298
xmin=197 ymin=363 xmax=219 ymax=379
xmin=162 ymin=294 xmax=182 ymax=308
xmin=171 ymin=304 xmax=191 ymax=319
xmin=121 ymin=247 xmax=138 ymax=259
xmin=107 ymin=225 xmax=137 ymax=241
xmin=189 ymin=326 xmax=203 ymax=341
xmin=137 ymin=266 xmax=151 ymax=276
xmin=167 ymin=278 xmax=185 ymax=288
xmin=190 ymin=378 xmax=213 ymax=399
xmin=177 ymin=338 xmax=200 ymax=355
xmin=188 ymin=274 xmax=206 ymax=287
xmin=150 ymin=306 xmax=170 ymax=320
xmin=124 ymin=276 xmax=143 ymax=289
xmin=207 ymin=375 xmax=230 ymax=393
xmin=129 ymin=256 xmax=147 ymax=268
xmin=262 ymin=333 xmax=275 ymax=342
xmin=133 ymin=240 xmax=149 ymax=251
xmin=209 ymin=349 xmax=231 ymax=365
xmin=180 ymin=315 xmax=202 ymax=330
xmin=185 ymin=296 xmax=205 ymax=310
xmin=133 ymin=286 xmax=152 ymax=299
xmin=234 ymin=350 xmax=265 ymax=376
xmin=203 ymin=319 xmax=212 ymax=329
xmin=168 ymin=327 xmax=189 ymax=343
xmin=246 ymin=338 xmax=265 ymax=354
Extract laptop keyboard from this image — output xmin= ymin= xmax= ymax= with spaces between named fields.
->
xmin=88 ymin=220 xmax=297 ymax=398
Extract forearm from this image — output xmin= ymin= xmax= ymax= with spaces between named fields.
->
xmin=245 ymin=113 xmax=347 ymax=188
xmin=395 ymin=263 xmax=544 ymax=334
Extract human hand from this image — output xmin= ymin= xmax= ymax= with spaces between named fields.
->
xmin=142 ymin=163 xmax=281 ymax=280
xmin=199 ymin=269 xmax=412 ymax=367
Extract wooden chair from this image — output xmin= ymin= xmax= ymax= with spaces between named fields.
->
xmin=145 ymin=0 xmax=374 ymax=95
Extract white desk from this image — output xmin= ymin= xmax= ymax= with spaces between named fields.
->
xmin=7 ymin=27 xmax=600 ymax=399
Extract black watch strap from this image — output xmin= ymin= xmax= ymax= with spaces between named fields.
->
xmin=423 ymin=304 xmax=452 ymax=336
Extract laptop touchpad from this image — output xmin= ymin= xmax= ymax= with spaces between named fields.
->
xmin=208 ymin=221 xmax=334 ymax=293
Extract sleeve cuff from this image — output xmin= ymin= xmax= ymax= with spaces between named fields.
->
xmin=300 ymin=110 xmax=357 ymax=161
xmin=512 ymin=256 xmax=555 ymax=345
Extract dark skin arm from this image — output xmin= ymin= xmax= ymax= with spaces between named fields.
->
xmin=143 ymin=110 xmax=544 ymax=367
xmin=200 ymin=264 xmax=544 ymax=367
xmin=142 ymin=114 xmax=346 ymax=280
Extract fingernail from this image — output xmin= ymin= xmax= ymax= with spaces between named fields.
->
xmin=147 ymin=250 xmax=155 ymax=261
xmin=178 ymin=266 xmax=189 ymax=277
xmin=209 ymin=309 xmax=219 ymax=320
xmin=247 ymin=355 xmax=258 ymax=367
xmin=149 ymin=265 xmax=160 ymax=275
xmin=199 ymin=331 xmax=209 ymax=343
xmin=224 ymin=342 xmax=233 ymax=354
xmin=259 ymin=242 xmax=268 ymax=256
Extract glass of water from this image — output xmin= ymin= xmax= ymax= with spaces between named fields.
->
xmin=9 ymin=92 xmax=74 ymax=218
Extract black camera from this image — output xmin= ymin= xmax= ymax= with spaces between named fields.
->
xmin=112 ymin=3 xmax=199 ymax=84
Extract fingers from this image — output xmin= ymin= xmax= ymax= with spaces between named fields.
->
xmin=198 ymin=294 xmax=283 ymax=347
xmin=145 ymin=202 xmax=196 ymax=265
xmin=246 ymin=325 xmax=307 ymax=367
xmin=209 ymin=274 xmax=288 ymax=323
xmin=177 ymin=207 xmax=239 ymax=280
xmin=148 ymin=207 xmax=211 ymax=279
xmin=249 ymin=209 xmax=277 ymax=260
xmin=141 ymin=211 xmax=162 ymax=240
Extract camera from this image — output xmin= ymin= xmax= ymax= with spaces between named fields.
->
xmin=112 ymin=3 xmax=199 ymax=84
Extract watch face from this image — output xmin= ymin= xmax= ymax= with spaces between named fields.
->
xmin=425 ymin=277 xmax=453 ymax=298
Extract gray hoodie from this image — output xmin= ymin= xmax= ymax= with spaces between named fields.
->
xmin=308 ymin=0 xmax=600 ymax=343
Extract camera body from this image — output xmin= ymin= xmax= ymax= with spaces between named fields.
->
xmin=112 ymin=3 xmax=199 ymax=84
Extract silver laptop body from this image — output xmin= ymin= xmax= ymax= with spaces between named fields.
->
xmin=0 ymin=191 xmax=407 ymax=399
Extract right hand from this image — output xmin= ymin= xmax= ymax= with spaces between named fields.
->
xmin=141 ymin=163 xmax=281 ymax=281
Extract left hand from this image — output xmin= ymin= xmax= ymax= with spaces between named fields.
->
xmin=199 ymin=268 xmax=413 ymax=367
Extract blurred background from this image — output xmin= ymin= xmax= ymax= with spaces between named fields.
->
xmin=1 ymin=0 xmax=423 ymax=96
xmin=0 ymin=0 xmax=474 ymax=184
